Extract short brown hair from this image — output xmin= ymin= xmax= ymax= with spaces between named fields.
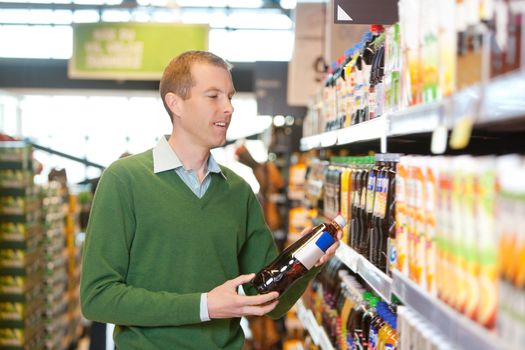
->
xmin=159 ymin=50 xmax=232 ymax=121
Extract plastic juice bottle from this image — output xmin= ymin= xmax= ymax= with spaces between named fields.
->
xmin=438 ymin=160 xmax=454 ymax=305
xmin=451 ymin=157 xmax=467 ymax=312
xmin=411 ymin=158 xmax=427 ymax=289
xmin=341 ymin=159 xmax=352 ymax=244
xmin=476 ymin=157 xmax=498 ymax=329
xmin=461 ymin=158 xmax=481 ymax=321
xmin=438 ymin=0 xmax=457 ymax=97
xmin=395 ymin=158 xmax=409 ymax=274
xmin=406 ymin=157 xmax=417 ymax=282
xmin=497 ymin=156 xmax=521 ymax=286
xmin=399 ymin=0 xmax=423 ymax=105
xmin=421 ymin=0 xmax=440 ymax=103
xmin=425 ymin=158 xmax=438 ymax=296
xmin=334 ymin=163 xmax=343 ymax=218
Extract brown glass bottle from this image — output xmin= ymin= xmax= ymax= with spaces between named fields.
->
xmin=369 ymin=154 xmax=386 ymax=267
xmin=252 ymin=215 xmax=346 ymax=295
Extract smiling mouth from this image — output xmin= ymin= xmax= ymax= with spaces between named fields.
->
xmin=214 ymin=122 xmax=227 ymax=127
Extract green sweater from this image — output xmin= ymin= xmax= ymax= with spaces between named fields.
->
xmin=81 ymin=150 xmax=318 ymax=349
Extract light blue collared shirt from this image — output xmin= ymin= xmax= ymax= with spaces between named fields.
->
xmin=153 ymin=135 xmax=226 ymax=198
xmin=152 ymin=135 xmax=227 ymax=322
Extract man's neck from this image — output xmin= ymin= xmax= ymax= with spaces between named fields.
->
xmin=167 ymin=133 xmax=209 ymax=182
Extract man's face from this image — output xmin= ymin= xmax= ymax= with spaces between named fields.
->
xmin=173 ymin=62 xmax=235 ymax=150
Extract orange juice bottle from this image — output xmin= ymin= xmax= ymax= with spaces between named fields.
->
xmin=461 ymin=157 xmax=480 ymax=320
xmin=413 ymin=157 xmax=427 ymax=290
xmin=437 ymin=159 xmax=453 ymax=305
xmin=451 ymin=157 xmax=467 ymax=312
xmin=497 ymin=156 xmax=521 ymax=291
xmin=406 ymin=157 xmax=417 ymax=282
xmin=476 ymin=157 xmax=498 ymax=329
xmin=425 ymin=157 xmax=438 ymax=296
xmin=395 ymin=157 xmax=409 ymax=275
xmin=341 ymin=158 xmax=352 ymax=244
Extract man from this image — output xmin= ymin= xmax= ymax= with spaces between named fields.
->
xmin=80 ymin=50 xmax=339 ymax=349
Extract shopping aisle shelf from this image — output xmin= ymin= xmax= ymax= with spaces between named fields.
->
xmin=295 ymin=299 xmax=335 ymax=350
xmin=391 ymin=269 xmax=503 ymax=350
xmin=335 ymin=243 xmax=392 ymax=302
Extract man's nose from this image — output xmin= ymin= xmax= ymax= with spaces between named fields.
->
xmin=224 ymin=98 xmax=234 ymax=115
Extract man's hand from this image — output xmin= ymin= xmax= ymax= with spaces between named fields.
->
xmin=298 ymin=225 xmax=342 ymax=268
xmin=208 ymin=274 xmax=279 ymax=319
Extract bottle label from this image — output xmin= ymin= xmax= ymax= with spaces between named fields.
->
xmin=294 ymin=231 xmax=335 ymax=269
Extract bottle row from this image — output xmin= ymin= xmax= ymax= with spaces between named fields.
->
xmin=300 ymin=258 xmax=458 ymax=350
xmin=303 ymin=0 xmax=523 ymax=137
xmin=294 ymin=152 xmax=525 ymax=347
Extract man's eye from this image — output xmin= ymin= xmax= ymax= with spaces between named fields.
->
xmin=207 ymin=95 xmax=218 ymax=99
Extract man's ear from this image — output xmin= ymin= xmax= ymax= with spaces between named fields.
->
xmin=165 ymin=92 xmax=182 ymax=117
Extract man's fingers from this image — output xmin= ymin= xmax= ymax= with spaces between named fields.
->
xmin=242 ymin=299 xmax=279 ymax=316
xmin=230 ymin=273 xmax=256 ymax=287
xmin=300 ymin=226 xmax=312 ymax=236
xmin=240 ymin=291 xmax=279 ymax=306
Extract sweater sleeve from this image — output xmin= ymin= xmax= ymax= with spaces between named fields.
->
xmin=80 ymin=168 xmax=202 ymax=327
xmin=239 ymin=191 xmax=322 ymax=319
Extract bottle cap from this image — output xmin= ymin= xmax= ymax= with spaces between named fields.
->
xmin=333 ymin=215 xmax=347 ymax=229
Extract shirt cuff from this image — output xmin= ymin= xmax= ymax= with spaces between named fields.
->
xmin=200 ymin=293 xmax=211 ymax=322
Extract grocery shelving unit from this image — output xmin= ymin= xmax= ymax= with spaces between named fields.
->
xmin=300 ymin=70 xmax=525 ymax=153
xmin=0 ymin=141 xmax=45 ymax=350
xmin=296 ymin=69 xmax=525 ymax=350
xmin=335 ymin=243 xmax=392 ymax=302
xmin=295 ymin=299 xmax=334 ymax=350
xmin=391 ymin=270 xmax=500 ymax=350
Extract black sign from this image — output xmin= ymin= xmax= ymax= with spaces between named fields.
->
xmin=254 ymin=62 xmax=306 ymax=118
xmin=334 ymin=0 xmax=398 ymax=25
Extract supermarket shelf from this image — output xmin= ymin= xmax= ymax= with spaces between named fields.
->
xmin=480 ymin=70 xmax=525 ymax=124
xmin=388 ymin=101 xmax=443 ymax=136
xmin=300 ymin=117 xmax=387 ymax=151
xmin=391 ymin=269 xmax=502 ymax=350
xmin=335 ymin=243 xmax=392 ymax=302
xmin=300 ymin=135 xmax=321 ymax=151
xmin=300 ymin=70 xmax=525 ymax=150
xmin=296 ymin=299 xmax=335 ymax=350
xmin=334 ymin=242 xmax=360 ymax=272
xmin=337 ymin=117 xmax=388 ymax=145
xmin=358 ymin=256 xmax=392 ymax=302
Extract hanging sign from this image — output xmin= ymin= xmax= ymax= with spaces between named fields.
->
xmin=69 ymin=23 xmax=209 ymax=80
xmin=334 ymin=0 xmax=398 ymax=24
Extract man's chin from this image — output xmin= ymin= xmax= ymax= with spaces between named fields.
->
xmin=210 ymin=138 xmax=227 ymax=149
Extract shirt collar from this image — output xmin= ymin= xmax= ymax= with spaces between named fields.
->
xmin=152 ymin=136 xmax=226 ymax=179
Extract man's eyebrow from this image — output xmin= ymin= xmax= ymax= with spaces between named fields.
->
xmin=204 ymin=87 xmax=236 ymax=96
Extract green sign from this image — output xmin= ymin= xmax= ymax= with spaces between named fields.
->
xmin=69 ymin=23 xmax=209 ymax=80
